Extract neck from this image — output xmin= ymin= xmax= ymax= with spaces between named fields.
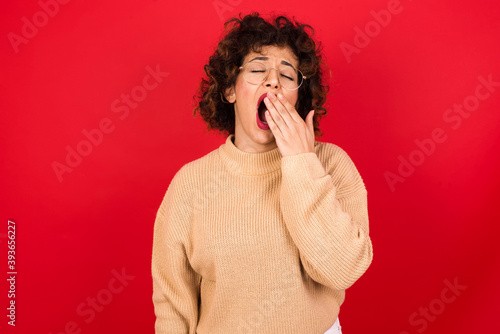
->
xmin=232 ymin=132 xmax=278 ymax=154
xmin=219 ymin=134 xmax=282 ymax=176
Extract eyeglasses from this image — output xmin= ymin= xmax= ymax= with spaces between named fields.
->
xmin=238 ymin=61 xmax=306 ymax=90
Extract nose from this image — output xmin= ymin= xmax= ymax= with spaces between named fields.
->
xmin=263 ymin=68 xmax=281 ymax=89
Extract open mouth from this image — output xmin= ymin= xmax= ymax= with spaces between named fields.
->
xmin=257 ymin=93 xmax=268 ymax=124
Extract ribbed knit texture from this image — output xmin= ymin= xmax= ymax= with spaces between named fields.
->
xmin=152 ymin=134 xmax=373 ymax=334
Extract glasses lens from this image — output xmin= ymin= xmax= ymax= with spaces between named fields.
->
xmin=243 ymin=63 xmax=267 ymax=84
xmin=279 ymin=67 xmax=298 ymax=87
xmin=242 ymin=63 xmax=304 ymax=90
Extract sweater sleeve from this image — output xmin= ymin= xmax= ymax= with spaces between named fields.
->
xmin=280 ymin=147 xmax=373 ymax=291
xmin=152 ymin=169 xmax=201 ymax=334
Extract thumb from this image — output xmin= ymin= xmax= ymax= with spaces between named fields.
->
xmin=306 ymin=110 xmax=315 ymax=130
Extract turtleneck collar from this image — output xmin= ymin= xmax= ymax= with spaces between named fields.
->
xmin=218 ymin=134 xmax=282 ymax=176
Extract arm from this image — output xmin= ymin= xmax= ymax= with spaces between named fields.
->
xmin=280 ymin=146 xmax=373 ymax=291
xmin=152 ymin=169 xmax=201 ymax=334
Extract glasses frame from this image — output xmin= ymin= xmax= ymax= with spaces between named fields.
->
xmin=238 ymin=61 xmax=307 ymax=91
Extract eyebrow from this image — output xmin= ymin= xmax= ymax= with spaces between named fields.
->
xmin=248 ymin=56 xmax=297 ymax=69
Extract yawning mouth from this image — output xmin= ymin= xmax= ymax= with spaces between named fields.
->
xmin=257 ymin=93 xmax=268 ymax=124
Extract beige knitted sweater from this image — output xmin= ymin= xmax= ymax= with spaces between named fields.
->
xmin=152 ymin=134 xmax=373 ymax=334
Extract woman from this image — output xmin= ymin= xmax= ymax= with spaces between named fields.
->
xmin=152 ymin=12 xmax=373 ymax=334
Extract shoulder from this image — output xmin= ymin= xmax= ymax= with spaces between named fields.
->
xmin=167 ymin=146 xmax=222 ymax=191
xmin=314 ymin=140 xmax=357 ymax=170
xmin=314 ymin=140 xmax=366 ymax=196
xmin=157 ymin=146 xmax=222 ymax=215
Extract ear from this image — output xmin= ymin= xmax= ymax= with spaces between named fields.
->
xmin=224 ymin=86 xmax=236 ymax=103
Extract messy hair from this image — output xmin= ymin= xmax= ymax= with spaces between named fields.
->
xmin=193 ymin=12 xmax=329 ymax=137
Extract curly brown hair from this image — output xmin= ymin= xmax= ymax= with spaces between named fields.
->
xmin=193 ymin=12 xmax=330 ymax=137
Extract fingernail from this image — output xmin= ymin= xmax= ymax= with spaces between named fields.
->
xmin=264 ymin=97 xmax=270 ymax=103
xmin=277 ymin=93 xmax=284 ymax=100
xmin=268 ymin=92 xmax=275 ymax=99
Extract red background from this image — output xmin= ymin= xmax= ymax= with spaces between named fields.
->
xmin=1 ymin=0 xmax=499 ymax=333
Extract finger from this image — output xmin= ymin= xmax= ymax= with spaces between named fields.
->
xmin=264 ymin=96 xmax=287 ymax=129
xmin=276 ymin=93 xmax=302 ymax=123
xmin=265 ymin=109 xmax=283 ymax=137
xmin=266 ymin=92 xmax=294 ymax=126
xmin=306 ymin=110 xmax=315 ymax=133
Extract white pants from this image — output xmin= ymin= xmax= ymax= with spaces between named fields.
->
xmin=323 ymin=317 xmax=342 ymax=334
